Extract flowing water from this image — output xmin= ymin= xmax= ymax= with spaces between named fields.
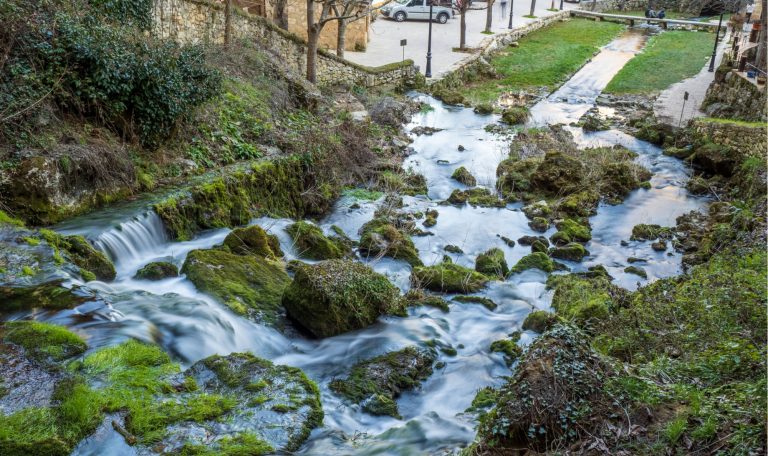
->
xmin=10 ymin=27 xmax=708 ymax=455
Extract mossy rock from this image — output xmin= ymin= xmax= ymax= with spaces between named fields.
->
xmin=510 ymin=252 xmax=556 ymax=274
xmin=546 ymin=274 xmax=626 ymax=326
xmin=501 ymin=106 xmax=530 ymax=125
xmin=2 ymin=321 xmax=86 ymax=363
xmin=599 ymin=161 xmax=652 ymax=198
xmin=358 ymin=218 xmax=422 ymax=266
xmin=530 ymin=152 xmax=586 ymax=195
xmin=404 ymin=289 xmax=450 ymax=312
xmin=473 ymin=103 xmax=494 ymax=115
xmin=475 ymin=248 xmax=509 ymax=279
xmin=550 ymin=219 xmax=592 ymax=246
xmin=630 ymin=224 xmax=674 ymax=241
xmin=522 ymin=310 xmax=557 ymax=333
xmin=556 ymin=190 xmax=600 ymax=217
xmin=517 ymin=235 xmax=548 ymax=247
xmin=528 ymin=217 xmax=550 ymax=233
xmin=135 ymin=261 xmax=178 ymax=281
xmin=423 ymin=209 xmax=439 ymax=228
xmin=549 ymin=243 xmax=589 ymax=262
xmin=1 ymin=281 xmax=93 ymax=312
xmin=39 ymin=230 xmax=115 ymax=281
xmin=453 ymin=295 xmax=497 ymax=310
xmin=447 ymin=188 xmax=506 ymax=207
xmin=282 ymin=260 xmax=404 ymax=338
xmin=496 ymin=157 xmax=541 ymax=196
xmin=490 ymin=338 xmax=523 ymax=366
xmin=531 ymin=239 xmax=549 ymax=253
xmin=285 ymin=221 xmax=347 ymax=260
xmin=223 ymin=225 xmax=280 ymax=258
xmin=411 ymin=262 xmax=488 ymax=293
xmin=444 ymin=244 xmax=464 ymax=254
xmin=182 ymin=248 xmax=290 ymax=323
xmin=451 ymin=166 xmax=477 ymax=186
xmin=624 ymin=265 xmax=647 ymax=279
xmin=329 ymin=347 xmax=435 ymax=418
xmin=434 ymin=90 xmax=465 ymax=106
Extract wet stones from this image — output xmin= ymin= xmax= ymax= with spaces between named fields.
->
xmin=549 ymin=242 xmax=589 ymax=262
xmin=451 ymin=166 xmax=477 ymax=187
xmin=453 ymin=295 xmax=497 ymax=310
xmin=510 ymin=252 xmax=559 ymax=274
xmin=630 ymin=224 xmax=674 ymax=241
xmin=550 ymin=219 xmax=592 ymax=246
xmin=423 ymin=209 xmax=439 ymax=228
xmin=447 ymin=188 xmax=506 ymax=208
xmin=501 ymin=106 xmax=530 ymax=125
xmin=528 ymin=217 xmax=549 ymax=233
xmin=285 ymin=221 xmax=348 ymax=260
xmin=521 ymin=310 xmax=557 ymax=333
xmin=282 ymin=260 xmax=404 ymax=338
xmin=358 ymin=218 xmax=422 ymax=266
xmin=624 ymin=265 xmax=647 ymax=278
xmin=224 ymin=225 xmax=282 ymax=259
xmin=182 ymin=249 xmax=290 ymax=323
xmin=475 ymin=248 xmax=509 ymax=279
xmin=134 ymin=261 xmax=178 ymax=281
xmin=411 ymin=261 xmax=489 ymax=293
xmin=329 ymin=347 xmax=436 ymax=419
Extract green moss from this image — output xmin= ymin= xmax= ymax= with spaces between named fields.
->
xmin=496 ymin=157 xmax=541 ymax=196
xmin=453 ymin=295 xmax=497 ymax=310
xmin=329 ymin=347 xmax=435 ymax=418
xmin=0 ymin=281 xmax=90 ymax=312
xmin=447 ymin=188 xmax=506 ymax=207
xmin=423 ymin=209 xmax=439 ymax=228
xmin=79 ymin=269 xmax=97 ymax=281
xmin=501 ymin=107 xmax=530 ymax=125
xmin=358 ymin=218 xmax=422 ymax=266
xmin=182 ymin=249 xmax=290 ymax=323
xmin=557 ymin=190 xmax=601 ymax=217
xmin=38 ymin=230 xmax=115 ymax=281
xmin=21 ymin=265 xmax=35 ymax=276
xmin=528 ymin=217 xmax=549 ymax=232
xmin=522 ymin=310 xmax=556 ymax=333
xmin=551 ymin=219 xmax=591 ymax=245
xmin=451 ymin=166 xmax=477 ymax=186
xmin=222 ymin=225 xmax=277 ymax=258
xmin=2 ymin=321 xmax=86 ymax=362
xmin=549 ymin=242 xmax=589 ymax=262
xmin=282 ymin=260 xmax=404 ymax=338
xmin=0 ymin=210 xmax=25 ymax=227
xmin=474 ymin=248 xmax=509 ymax=279
xmin=624 ymin=265 xmax=647 ymax=279
xmin=134 ymin=261 xmax=179 ymax=281
xmin=490 ymin=338 xmax=523 ymax=366
xmin=285 ymin=221 xmax=347 ymax=260
xmin=179 ymin=432 xmax=273 ymax=455
xmin=510 ymin=252 xmax=556 ymax=274
xmin=405 ymin=289 xmax=450 ymax=312
xmin=630 ymin=224 xmax=673 ymax=241
xmin=546 ymin=274 xmax=624 ymax=327
xmin=411 ymin=262 xmax=488 ymax=293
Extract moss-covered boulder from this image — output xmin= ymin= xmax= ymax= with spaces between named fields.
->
xmin=423 ymin=209 xmax=439 ymax=228
xmin=411 ymin=262 xmax=488 ymax=293
xmin=549 ymin=243 xmax=589 ymax=262
xmin=550 ymin=219 xmax=591 ymax=246
xmin=490 ymin=333 xmax=523 ymax=366
xmin=223 ymin=225 xmax=281 ymax=258
xmin=451 ymin=166 xmax=477 ymax=186
xmin=182 ymin=249 xmax=290 ymax=323
xmin=329 ymin=347 xmax=436 ymax=418
xmin=522 ymin=310 xmax=557 ymax=333
xmin=475 ymin=248 xmax=509 ymax=278
xmin=285 ymin=221 xmax=347 ymax=260
xmin=447 ymin=188 xmax=506 ymax=207
xmin=39 ymin=230 xmax=116 ymax=281
xmin=496 ymin=157 xmax=541 ymax=196
xmin=282 ymin=260 xmax=404 ymax=338
xmin=134 ymin=261 xmax=178 ymax=281
xmin=530 ymin=152 xmax=586 ymax=195
xmin=404 ymin=289 xmax=450 ymax=312
xmin=453 ymin=295 xmax=497 ymax=310
xmin=510 ymin=252 xmax=557 ymax=274
xmin=517 ymin=235 xmax=548 ymax=247
xmin=624 ymin=265 xmax=647 ymax=279
xmin=501 ymin=106 xmax=529 ymax=125
xmin=546 ymin=274 xmax=627 ymax=327
xmin=630 ymin=224 xmax=674 ymax=241
xmin=557 ymin=190 xmax=600 ymax=217
xmin=528 ymin=217 xmax=549 ymax=232
xmin=2 ymin=321 xmax=87 ymax=363
xmin=358 ymin=218 xmax=422 ymax=266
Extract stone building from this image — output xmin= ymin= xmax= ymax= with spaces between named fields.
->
xmin=212 ymin=0 xmax=371 ymax=51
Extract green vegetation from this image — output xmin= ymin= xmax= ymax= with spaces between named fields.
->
xmin=286 ymin=221 xmax=348 ymax=260
xmin=282 ymin=260 xmax=404 ymax=337
xmin=182 ymin=248 xmax=290 ymax=322
xmin=453 ymin=295 xmax=497 ymax=310
xmin=461 ymin=19 xmax=624 ymax=104
xmin=411 ymin=261 xmax=489 ymax=293
xmin=549 ymin=242 xmax=589 ymax=262
xmin=521 ymin=310 xmax=556 ymax=333
xmin=404 ymin=289 xmax=450 ymax=312
xmin=358 ymin=218 xmax=422 ymax=266
xmin=509 ymin=252 xmax=557 ymax=274
xmin=489 ymin=335 xmax=523 ymax=366
xmin=451 ymin=166 xmax=477 ymax=186
xmin=474 ymin=248 xmax=509 ymax=278
xmin=605 ymin=30 xmax=713 ymax=93
xmin=2 ymin=321 xmax=86 ymax=362
xmin=329 ymin=347 xmax=435 ymax=418
xmin=134 ymin=261 xmax=179 ymax=281
xmin=223 ymin=225 xmax=281 ymax=259
xmin=38 ymin=230 xmax=116 ymax=281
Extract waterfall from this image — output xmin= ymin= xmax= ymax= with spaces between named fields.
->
xmin=91 ymin=211 xmax=169 ymax=267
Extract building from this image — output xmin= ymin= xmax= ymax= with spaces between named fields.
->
xmin=214 ymin=0 xmax=371 ymax=51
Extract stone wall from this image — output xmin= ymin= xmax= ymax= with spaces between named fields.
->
xmin=692 ymin=118 xmax=768 ymax=160
xmin=152 ymin=0 xmax=414 ymax=86
xmin=702 ymin=68 xmax=768 ymax=122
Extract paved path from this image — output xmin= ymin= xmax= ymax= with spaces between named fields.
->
xmin=345 ymin=1 xmax=579 ymax=79
xmin=653 ymin=30 xmax=729 ymax=128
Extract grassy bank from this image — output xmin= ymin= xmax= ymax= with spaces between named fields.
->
xmin=604 ymin=30 xmax=713 ymax=93
xmin=461 ymin=19 xmax=624 ymax=105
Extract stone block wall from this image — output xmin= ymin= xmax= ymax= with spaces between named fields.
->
xmin=692 ymin=118 xmax=768 ymax=160
xmin=152 ymin=0 xmax=414 ymax=86
xmin=703 ymin=69 xmax=768 ymax=122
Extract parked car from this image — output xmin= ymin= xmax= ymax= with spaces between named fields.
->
xmin=380 ymin=0 xmax=454 ymax=23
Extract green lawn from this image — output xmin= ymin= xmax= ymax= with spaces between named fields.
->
xmin=604 ymin=30 xmax=714 ymax=93
xmin=604 ymin=9 xmax=687 ymax=19
xmin=461 ymin=19 xmax=624 ymax=105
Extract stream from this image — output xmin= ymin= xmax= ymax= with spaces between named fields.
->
xmin=12 ymin=26 xmax=707 ymax=455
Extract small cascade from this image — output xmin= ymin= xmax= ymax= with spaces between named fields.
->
xmin=91 ymin=211 xmax=168 ymax=266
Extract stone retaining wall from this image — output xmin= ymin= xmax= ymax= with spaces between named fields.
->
xmin=692 ymin=118 xmax=768 ymax=160
xmin=152 ymin=0 xmax=415 ymax=87
xmin=702 ymin=68 xmax=768 ymax=122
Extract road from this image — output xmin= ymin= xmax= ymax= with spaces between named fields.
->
xmin=345 ymin=0 xmax=580 ymax=79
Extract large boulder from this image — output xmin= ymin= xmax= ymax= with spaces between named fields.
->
xmin=369 ymin=97 xmax=410 ymax=128
xmin=330 ymin=347 xmax=436 ymax=418
xmin=411 ymin=261 xmax=488 ymax=293
xmin=182 ymin=248 xmax=290 ymax=324
xmin=282 ymin=260 xmax=404 ymax=338
xmin=474 ymin=248 xmax=509 ymax=278
xmin=285 ymin=221 xmax=347 ymax=260
xmin=223 ymin=225 xmax=282 ymax=258
xmin=358 ymin=218 xmax=422 ymax=266
xmin=134 ymin=261 xmax=178 ymax=281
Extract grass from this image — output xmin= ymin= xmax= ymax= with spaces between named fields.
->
xmin=462 ymin=19 xmax=624 ymax=105
xmin=604 ymin=10 xmax=732 ymax=22
xmin=699 ymin=117 xmax=768 ymax=128
xmin=604 ymin=30 xmax=714 ymax=93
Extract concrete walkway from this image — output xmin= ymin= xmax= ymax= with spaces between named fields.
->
xmin=345 ymin=1 xmax=579 ymax=79
xmin=653 ymin=30 xmax=729 ymax=127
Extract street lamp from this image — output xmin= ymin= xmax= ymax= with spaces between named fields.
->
xmin=508 ymin=0 xmax=514 ymax=28
xmin=559 ymin=0 xmax=563 ymax=10
xmin=708 ymin=12 xmax=725 ymax=72
xmin=426 ymin=0 xmax=434 ymax=77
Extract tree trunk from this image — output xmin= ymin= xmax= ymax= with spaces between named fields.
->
xmin=485 ymin=0 xmax=494 ymax=32
xmin=274 ymin=0 xmax=289 ymax=30
xmin=224 ymin=0 xmax=233 ymax=46
xmin=337 ymin=19 xmax=348 ymax=57
xmin=460 ymin=9 xmax=467 ymax=49
xmin=307 ymin=0 xmax=318 ymax=82
xmin=529 ymin=0 xmax=536 ymax=16
xmin=755 ymin=0 xmax=768 ymax=71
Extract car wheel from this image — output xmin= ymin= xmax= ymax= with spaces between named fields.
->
xmin=394 ymin=11 xmax=406 ymax=22
xmin=437 ymin=12 xmax=449 ymax=23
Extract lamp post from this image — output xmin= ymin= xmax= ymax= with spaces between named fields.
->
xmin=708 ymin=12 xmax=724 ymax=72
xmin=426 ymin=0 xmax=434 ymax=77
xmin=559 ymin=0 xmax=563 ymax=10
xmin=508 ymin=0 xmax=514 ymax=28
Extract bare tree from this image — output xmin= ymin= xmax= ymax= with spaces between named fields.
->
xmin=332 ymin=1 xmax=370 ymax=57
xmin=485 ymin=0 xmax=496 ymax=33
xmin=225 ymin=0 xmax=233 ymax=46
xmin=273 ymin=0 xmax=290 ymax=29
xmin=457 ymin=0 xmax=471 ymax=50
xmin=528 ymin=0 xmax=536 ymax=17
xmin=306 ymin=0 xmax=371 ymax=82
xmin=755 ymin=0 xmax=767 ymax=72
